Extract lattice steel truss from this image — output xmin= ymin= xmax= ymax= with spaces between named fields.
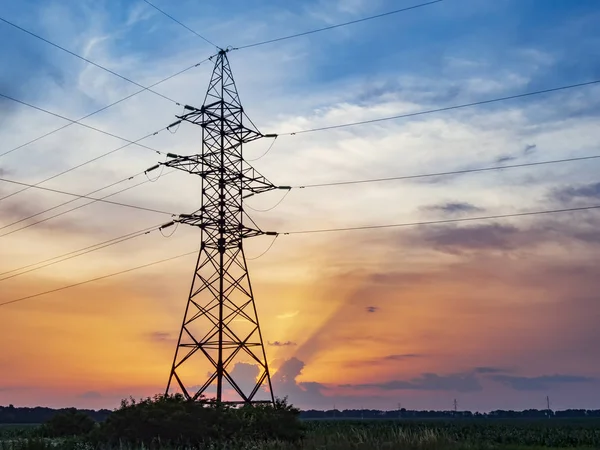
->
xmin=161 ymin=50 xmax=281 ymax=404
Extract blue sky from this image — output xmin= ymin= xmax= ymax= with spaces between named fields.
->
xmin=1 ymin=0 xmax=600 ymax=411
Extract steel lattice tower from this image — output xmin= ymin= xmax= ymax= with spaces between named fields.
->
xmin=161 ymin=50 xmax=282 ymax=404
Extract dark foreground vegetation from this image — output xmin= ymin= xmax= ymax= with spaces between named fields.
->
xmin=4 ymin=404 xmax=600 ymax=424
xmin=2 ymin=397 xmax=600 ymax=449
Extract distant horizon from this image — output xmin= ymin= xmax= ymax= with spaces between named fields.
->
xmin=3 ymin=401 xmax=599 ymax=415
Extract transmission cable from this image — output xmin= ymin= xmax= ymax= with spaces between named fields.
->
xmin=245 ymin=189 xmax=291 ymax=212
xmin=0 ymin=226 xmax=161 ymax=282
xmin=247 ymin=235 xmax=279 ymax=260
xmin=0 ymin=128 xmax=166 ymax=203
xmin=142 ymin=0 xmax=218 ymax=48
xmin=3 ymin=204 xmax=600 ymax=307
xmin=0 ymin=224 xmax=167 ymax=278
xmin=0 ymin=172 xmax=176 ymax=238
xmin=0 ymin=176 xmax=175 ymax=217
xmin=278 ymin=79 xmax=600 ymax=136
xmin=233 ymin=0 xmax=442 ymax=50
xmin=247 ymin=136 xmax=278 ymax=162
xmin=282 ymin=204 xmax=600 ymax=235
xmin=0 ymin=251 xmax=197 ymax=308
xmin=295 ymin=153 xmax=600 ymax=189
xmin=0 ymin=92 xmax=165 ymax=156
xmin=0 ymin=16 xmax=182 ymax=105
xmin=0 ymin=58 xmax=211 ymax=160
xmin=0 ymin=171 xmax=146 ymax=232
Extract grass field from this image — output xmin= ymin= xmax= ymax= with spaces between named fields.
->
xmin=1 ymin=419 xmax=600 ymax=449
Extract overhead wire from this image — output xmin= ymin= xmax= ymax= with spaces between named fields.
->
xmin=0 ymin=226 xmax=160 ymax=282
xmin=0 ymin=224 xmax=166 ymax=278
xmin=0 ymin=92 xmax=165 ymax=155
xmin=295 ymin=153 xmax=600 ymax=189
xmin=247 ymin=235 xmax=279 ymax=260
xmin=0 ymin=58 xmax=211 ymax=160
xmin=0 ymin=16 xmax=182 ymax=106
xmin=278 ymin=79 xmax=600 ymax=136
xmin=0 ymin=171 xmax=176 ymax=238
xmin=0 ymin=128 xmax=167 ymax=203
xmin=282 ymin=204 xmax=600 ymax=235
xmin=233 ymin=0 xmax=443 ymax=50
xmin=247 ymin=136 xmax=278 ymax=162
xmin=0 ymin=176 xmax=175 ymax=218
xmin=245 ymin=189 xmax=291 ymax=212
xmin=3 ymin=203 xmax=600 ymax=306
xmin=141 ymin=0 xmax=218 ymax=48
xmin=0 ymin=171 xmax=149 ymax=232
xmin=0 ymin=251 xmax=198 ymax=308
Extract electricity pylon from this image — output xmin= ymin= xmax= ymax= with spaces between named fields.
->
xmin=155 ymin=49 xmax=285 ymax=404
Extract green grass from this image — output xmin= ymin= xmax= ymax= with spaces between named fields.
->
xmin=1 ymin=418 xmax=600 ymax=449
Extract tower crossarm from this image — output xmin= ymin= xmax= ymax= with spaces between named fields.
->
xmin=175 ymin=213 xmax=272 ymax=245
xmin=161 ymin=153 xmax=280 ymax=196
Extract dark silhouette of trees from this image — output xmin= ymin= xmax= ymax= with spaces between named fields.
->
xmin=0 ymin=405 xmax=110 ymax=424
xmin=2 ymin=403 xmax=600 ymax=424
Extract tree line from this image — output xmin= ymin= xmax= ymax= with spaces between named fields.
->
xmin=0 ymin=405 xmax=111 ymax=424
xmin=2 ymin=404 xmax=600 ymax=423
xmin=301 ymin=408 xmax=600 ymax=419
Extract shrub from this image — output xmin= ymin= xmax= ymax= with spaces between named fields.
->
xmin=94 ymin=394 xmax=304 ymax=447
xmin=39 ymin=408 xmax=95 ymax=437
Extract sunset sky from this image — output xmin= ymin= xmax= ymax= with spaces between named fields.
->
xmin=1 ymin=0 xmax=600 ymax=412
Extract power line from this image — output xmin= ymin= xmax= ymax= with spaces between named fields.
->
xmin=282 ymin=204 xmax=600 ymax=235
xmin=0 ymin=225 xmax=164 ymax=278
xmin=142 ymin=0 xmax=218 ymax=48
xmin=0 ymin=92 xmax=165 ymax=156
xmin=296 ymin=154 xmax=600 ymax=189
xmin=0 ymin=128 xmax=165 ymax=203
xmin=245 ymin=189 xmax=291 ymax=212
xmin=247 ymin=235 xmax=279 ymax=260
xmin=234 ymin=0 xmax=443 ymax=50
xmin=6 ymin=205 xmax=595 ymax=305
xmin=0 ymin=251 xmax=197 ymax=308
xmin=0 ymin=172 xmax=176 ymax=238
xmin=0 ymin=58 xmax=210 ymax=160
xmin=0 ymin=226 xmax=160 ymax=282
xmin=247 ymin=136 xmax=278 ymax=162
xmin=0 ymin=176 xmax=175 ymax=217
xmin=0 ymin=16 xmax=182 ymax=106
xmin=0 ymin=171 xmax=148 ymax=232
xmin=279 ymin=79 xmax=600 ymax=135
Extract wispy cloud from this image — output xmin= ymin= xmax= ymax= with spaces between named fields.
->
xmin=342 ymin=372 xmax=483 ymax=393
xmin=424 ymin=202 xmax=485 ymax=215
xmin=491 ymin=374 xmax=595 ymax=391
xmin=553 ymin=182 xmax=600 ymax=203
xmin=269 ymin=341 xmax=297 ymax=347
xmin=276 ymin=311 xmax=299 ymax=320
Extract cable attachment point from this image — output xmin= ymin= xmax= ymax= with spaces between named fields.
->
xmin=159 ymin=221 xmax=175 ymax=230
xmin=167 ymin=120 xmax=182 ymax=129
xmin=265 ymin=232 xmax=278 ymax=236
xmin=159 ymin=220 xmax=179 ymax=238
xmin=145 ymin=164 xmax=160 ymax=174
xmin=262 ymin=133 xmax=278 ymax=138
xmin=278 ymin=186 xmax=292 ymax=190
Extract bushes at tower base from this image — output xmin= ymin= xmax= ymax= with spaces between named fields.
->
xmin=39 ymin=408 xmax=96 ymax=437
xmin=92 ymin=394 xmax=304 ymax=447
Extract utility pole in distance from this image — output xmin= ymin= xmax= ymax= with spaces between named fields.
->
xmin=157 ymin=49 xmax=288 ymax=404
